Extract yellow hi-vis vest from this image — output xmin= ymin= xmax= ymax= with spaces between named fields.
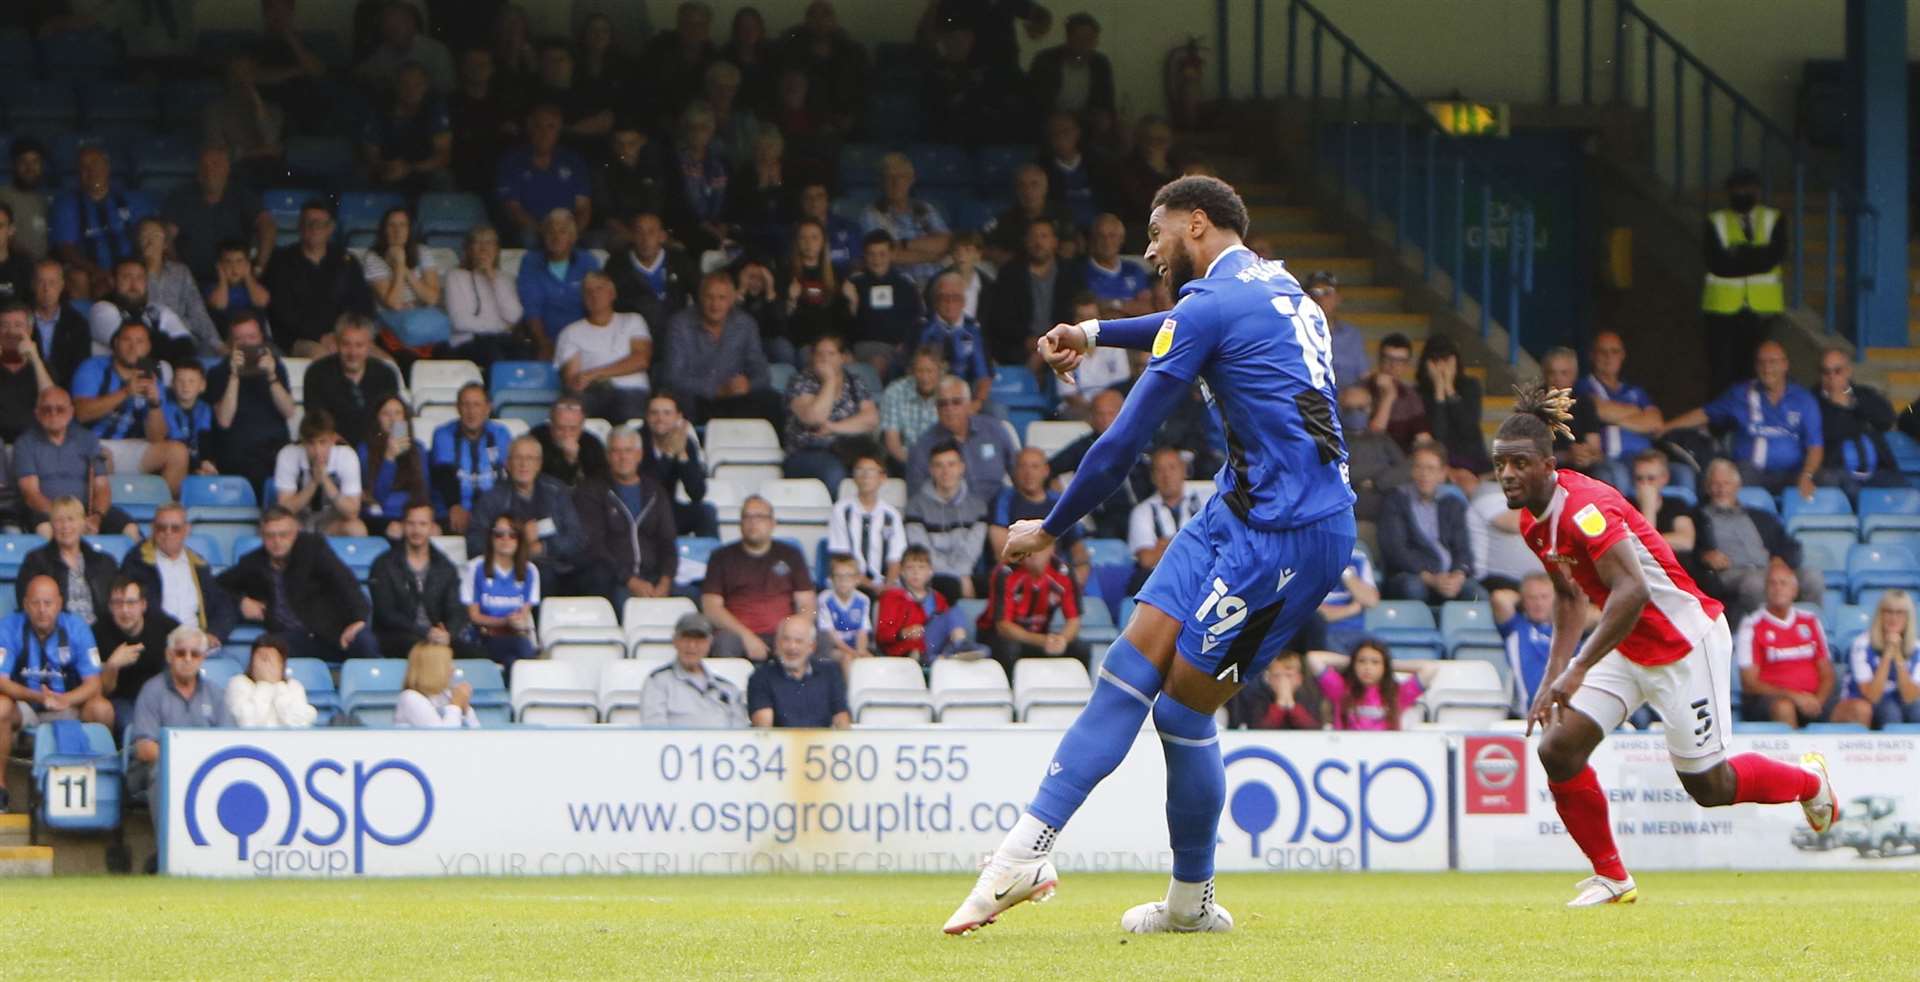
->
xmin=1701 ymin=206 xmax=1785 ymax=314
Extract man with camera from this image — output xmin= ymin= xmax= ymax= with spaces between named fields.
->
xmin=0 ymin=300 xmax=54 ymax=444
xmin=205 ymin=312 xmax=297 ymax=489
xmin=70 ymin=319 xmax=191 ymax=495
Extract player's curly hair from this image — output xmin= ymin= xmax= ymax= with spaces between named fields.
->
xmin=1151 ymin=176 xmax=1251 ymax=237
xmin=1495 ymin=381 xmax=1577 ymax=454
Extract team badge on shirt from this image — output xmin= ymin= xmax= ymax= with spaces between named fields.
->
xmin=1152 ymin=320 xmax=1177 ymax=358
xmin=1574 ymin=503 xmax=1607 ymax=537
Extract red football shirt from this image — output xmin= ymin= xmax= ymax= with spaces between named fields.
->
xmin=1517 ymin=469 xmax=1724 ymax=666
xmin=1734 ymin=608 xmax=1828 ymax=694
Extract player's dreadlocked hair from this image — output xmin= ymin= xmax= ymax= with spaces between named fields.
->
xmin=1495 ymin=381 xmax=1577 ymax=454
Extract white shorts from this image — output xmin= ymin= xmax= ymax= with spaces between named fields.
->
xmin=1568 ymin=615 xmax=1733 ymax=774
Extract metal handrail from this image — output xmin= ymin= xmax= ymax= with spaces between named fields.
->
xmin=1550 ymin=0 xmax=1874 ymax=340
xmin=1215 ymin=0 xmax=1537 ymax=363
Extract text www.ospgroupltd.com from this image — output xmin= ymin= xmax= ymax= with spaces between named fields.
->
xmin=566 ymin=793 xmax=1026 ymax=844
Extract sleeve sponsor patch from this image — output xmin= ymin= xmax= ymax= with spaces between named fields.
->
xmin=1573 ymin=503 xmax=1607 ymax=538
xmin=1151 ymin=319 xmax=1177 ymax=358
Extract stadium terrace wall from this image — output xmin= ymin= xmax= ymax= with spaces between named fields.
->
xmin=156 ymin=727 xmax=1919 ymax=878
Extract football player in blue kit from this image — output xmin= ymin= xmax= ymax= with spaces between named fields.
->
xmin=945 ymin=176 xmax=1356 ymax=935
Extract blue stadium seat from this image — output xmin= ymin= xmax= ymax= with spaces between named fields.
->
xmin=6 ymin=81 xmax=79 ymax=126
xmin=1860 ymin=486 xmax=1920 ymax=542
xmin=1781 ymin=486 xmax=1857 ymax=536
xmin=679 ymin=536 xmax=720 ymax=570
xmin=1439 ymin=600 xmax=1504 ymax=653
xmin=0 ymin=533 xmax=38 ymax=580
xmin=1887 ymin=430 xmax=1920 ymax=475
xmin=284 ymin=135 xmax=357 ymax=187
xmin=233 ymin=535 xmax=263 ymax=564
xmin=328 ymin=536 xmax=390 ymax=579
xmin=497 ymin=404 xmax=547 ymax=427
xmin=134 ymin=132 xmax=198 ymax=181
xmin=157 ymin=79 xmax=221 ymax=130
xmin=183 ymin=533 xmax=223 ymax=569
xmin=32 ymin=721 xmax=122 ymax=833
xmin=1800 ymin=722 xmax=1869 ymax=734
xmin=1362 ymin=601 xmax=1445 ymax=658
xmin=1850 ymin=588 xmax=1901 ymax=617
xmin=194 ymin=524 xmax=255 ymax=569
xmin=261 ymin=189 xmax=318 ymax=238
xmin=183 ymin=475 xmax=261 ymax=523
xmin=106 ymin=473 xmax=172 ymax=522
xmin=1735 ymin=486 xmax=1777 ymax=515
xmin=862 ymin=90 xmax=921 ymax=141
xmin=1079 ymin=600 xmax=1119 ymax=646
xmin=200 ymin=658 xmax=242 ymax=690
xmin=991 ymin=365 xmax=1050 ymax=412
xmin=1659 ymin=485 xmax=1697 ymax=509
xmin=907 ymin=143 xmax=974 ymax=188
xmin=81 ymin=80 xmax=158 ymax=126
xmin=490 ymin=360 xmax=560 ymax=406
xmin=82 ymin=535 xmax=136 ymax=563
xmin=281 ymin=657 xmax=339 ymax=724
xmin=1797 ymin=529 xmax=1854 ymax=594
xmin=41 ymin=30 xmax=119 ymax=80
xmin=338 ymin=191 xmax=406 ymax=235
xmin=1083 ymin=537 xmax=1130 ymax=568
xmin=452 ymin=660 xmax=510 ymax=708
xmin=1736 ymin=721 xmax=1793 ymax=734
xmin=838 ymin=143 xmax=889 ymax=189
xmin=947 ymin=194 xmax=997 ymax=233
xmin=0 ymin=36 xmax=36 ymax=79
xmin=339 ymin=658 xmax=407 ymax=721
xmin=1845 ymin=543 xmax=1920 ymax=601
xmin=974 ymin=145 xmax=1031 ymax=191
xmin=1829 ymin=602 xmax=1871 ymax=642
xmin=418 ymin=192 xmax=488 ymax=238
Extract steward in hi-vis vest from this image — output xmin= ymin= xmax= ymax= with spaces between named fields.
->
xmin=1701 ymin=168 xmax=1787 ymax=395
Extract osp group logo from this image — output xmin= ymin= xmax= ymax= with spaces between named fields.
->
xmin=180 ymin=745 xmax=434 ymax=875
xmin=1220 ymin=745 xmax=1437 ymax=870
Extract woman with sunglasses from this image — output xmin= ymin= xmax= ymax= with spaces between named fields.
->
xmin=460 ymin=514 xmax=538 ymax=671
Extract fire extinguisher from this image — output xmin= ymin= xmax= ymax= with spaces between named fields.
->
xmin=1165 ymin=36 xmax=1207 ymax=129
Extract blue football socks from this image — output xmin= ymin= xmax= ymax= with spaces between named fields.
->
xmin=1153 ymin=694 xmax=1226 ymax=886
xmin=1025 ymin=638 xmax=1160 ymax=830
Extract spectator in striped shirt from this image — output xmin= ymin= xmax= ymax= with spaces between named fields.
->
xmin=827 ymin=454 xmax=905 ymax=593
xmin=984 ymin=543 xmax=1087 ymax=677
xmin=1833 ymin=589 xmax=1920 ymax=729
xmin=816 ymin=554 xmax=872 ymax=667
xmin=1125 ymin=446 xmax=1202 ymax=594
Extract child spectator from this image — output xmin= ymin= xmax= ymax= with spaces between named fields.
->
xmin=874 ymin=545 xmax=979 ymax=661
xmin=983 ymin=544 xmax=1088 ymax=676
xmin=163 ymin=361 xmax=217 ymax=476
xmin=1495 ymin=572 xmax=1556 ymax=716
xmin=816 ymin=554 xmax=872 ymax=667
xmin=204 ymin=241 xmax=271 ymax=336
xmin=1316 ymin=641 xmax=1440 ymax=731
xmin=843 ymin=230 xmax=923 ymax=379
xmin=826 ymin=454 xmax=906 ymax=593
xmin=1225 ymin=650 xmax=1325 ymax=730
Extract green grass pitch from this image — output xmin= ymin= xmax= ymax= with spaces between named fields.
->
xmin=9 ymin=871 xmax=1913 ymax=979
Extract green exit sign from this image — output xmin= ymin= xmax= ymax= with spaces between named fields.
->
xmin=1426 ymin=101 xmax=1510 ymax=137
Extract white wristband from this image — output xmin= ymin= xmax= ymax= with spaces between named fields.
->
xmin=1077 ymin=319 xmax=1100 ymax=349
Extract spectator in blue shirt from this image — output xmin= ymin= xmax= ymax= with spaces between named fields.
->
xmin=798 ymin=183 xmax=860 ymax=273
xmin=1315 ymin=545 xmax=1380 ymax=655
xmin=1304 ymin=271 xmax=1369 ymax=390
xmin=747 ymin=615 xmax=851 ymax=728
xmin=495 ymin=104 xmax=594 ymax=248
xmin=428 ymin=382 xmax=513 ymax=534
xmin=990 ymin=447 xmax=1089 ymax=581
xmin=1081 ymin=214 xmax=1154 ymax=317
xmin=920 ymin=272 xmax=993 ymax=411
xmin=514 ymin=209 xmax=599 ymax=358
xmin=361 ymin=61 xmax=455 ymax=193
xmin=1495 ymin=573 xmax=1555 ymax=716
xmin=1667 ymin=340 xmax=1826 ymax=498
xmin=1577 ymin=330 xmax=1666 ymax=487
xmin=70 ymin=320 xmax=191 ymax=494
xmin=0 ymin=575 xmax=112 ymax=775
xmin=460 ymin=513 xmax=541 ymax=671
xmin=859 ymin=153 xmax=952 ymax=286
xmin=50 ymin=146 xmax=150 ymax=283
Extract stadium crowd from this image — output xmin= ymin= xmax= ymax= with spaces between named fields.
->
xmin=2 ymin=0 xmax=1920 ymax=822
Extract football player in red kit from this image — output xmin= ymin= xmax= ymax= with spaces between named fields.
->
xmin=1492 ymin=386 xmax=1838 ymax=907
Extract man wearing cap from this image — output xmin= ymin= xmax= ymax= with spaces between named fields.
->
xmin=637 ymin=613 xmax=748 ymax=728
xmin=1305 ymin=270 xmax=1368 ymax=389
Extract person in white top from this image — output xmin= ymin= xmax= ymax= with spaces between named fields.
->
xmin=393 ymin=641 xmax=481 ymax=728
xmin=554 ymin=269 xmax=652 ymax=423
xmin=1127 ymin=446 xmax=1204 ymax=593
xmin=827 ymin=453 xmax=907 ymax=592
xmin=224 ymin=635 xmax=319 ymax=728
xmin=86 ymin=257 xmax=196 ymax=358
xmin=1055 ymin=294 xmax=1132 ymax=419
xmin=273 ymin=409 xmax=368 ymax=535
xmin=442 ymin=224 xmax=528 ymax=361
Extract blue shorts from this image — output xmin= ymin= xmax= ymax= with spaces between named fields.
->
xmin=1135 ymin=498 xmax=1355 ymax=683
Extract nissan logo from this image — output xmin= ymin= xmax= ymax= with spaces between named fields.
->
xmin=1472 ymin=742 xmax=1519 ymax=790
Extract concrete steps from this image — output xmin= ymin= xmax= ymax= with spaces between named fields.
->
xmin=0 ymin=815 xmax=51 ymax=876
xmin=0 ymin=813 xmax=28 ymax=847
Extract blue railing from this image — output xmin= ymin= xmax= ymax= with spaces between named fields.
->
xmin=1548 ymin=0 xmax=1874 ymax=341
xmin=1214 ymin=0 xmax=1536 ymax=364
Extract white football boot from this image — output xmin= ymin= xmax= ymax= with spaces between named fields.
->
xmin=942 ymin=854 xmax=1059 ymax=935
xmin=1566 ymin=873 xmax=1638 ymax=907
xmin=1800 ymin=752 xmax=1838 ymax=833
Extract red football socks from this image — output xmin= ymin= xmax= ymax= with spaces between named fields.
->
xmin=1728 ymin=752 xmax=1819 ymax=804
xmin=1549 ymin=766 xmax=1628 ymax=880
